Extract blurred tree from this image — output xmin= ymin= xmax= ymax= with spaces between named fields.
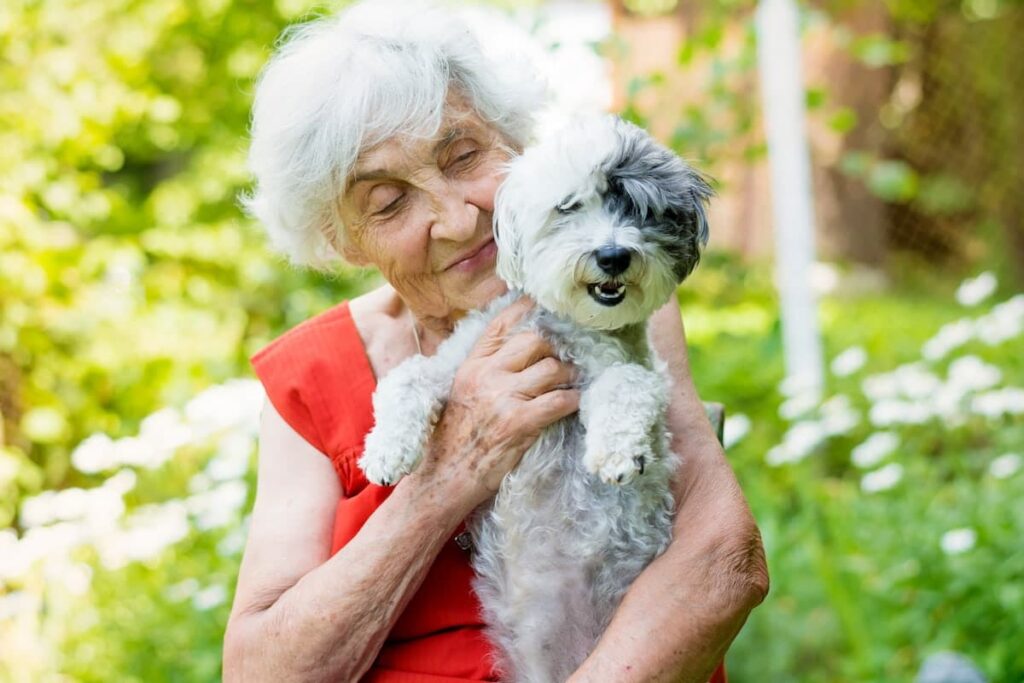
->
xmin=0 ymin=0 xmax=370 ymax=517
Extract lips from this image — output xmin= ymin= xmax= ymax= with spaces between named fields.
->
xmin=445 ymin=239 xmax=496 ymax=272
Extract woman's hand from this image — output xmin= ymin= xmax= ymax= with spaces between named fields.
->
xmin=410 ymin=297 xmax=580 ymax=507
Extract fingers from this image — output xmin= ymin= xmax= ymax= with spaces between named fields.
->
xmin=519 ymin=388 xmax=580 ymax=432
xmin=515 ymin=357 xmax=576 ymax=398
xmin=496 ymin=332 xmax=555 ymax=372
xmin=471 ymin=297 xmax=535 ymax=358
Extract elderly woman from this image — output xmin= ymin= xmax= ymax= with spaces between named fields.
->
xmin=223 ymin=2 xmax=767 ymax=682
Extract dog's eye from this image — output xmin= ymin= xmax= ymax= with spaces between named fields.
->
xmin=555 ymin=200 xmax=583 ymax=215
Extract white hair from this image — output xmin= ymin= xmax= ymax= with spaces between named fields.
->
xmin=243 ymin=0 xmax=546 ymax=269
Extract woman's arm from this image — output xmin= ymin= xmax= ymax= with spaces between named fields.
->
xmin=568 ymin=298 xmax=769 ymax=683
xmin=223 ymin=400 xmax=472 ymax=682
xmin=223 ymin=297 xmax=580 ymax=682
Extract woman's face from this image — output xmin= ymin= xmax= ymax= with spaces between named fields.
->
xmin=338 ymin=100 xmax=511 ymax=323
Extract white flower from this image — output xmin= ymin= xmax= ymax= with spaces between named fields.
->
xmin=989 ymin=453 xmax=1021 ymax=479
xmin=14 ymin=522 xmax=90 ymax=577
xmin=940 ymin=528 xmax=977 ymax=555
xmin=96 ymin=501 xmax=190 ymax=571
xmin=820 ymin=395 xmax=860 ymax=436
xmin=860 ymin=463 xmax=904 ymax=493
xmin=104 ymin=469 xmax=138 ymax=495
xmin=0 ymin=592 xmax=38 ymax=621
xmin=851 ymin=431 xmax=899 ymax=469
xmin=43 ymin=560 xmax=93 ymax=596
xmin=20 ymin=478 xmax=129 ymax=529
xmin=947 ymin=355 xmax=1002 ymax=393
xmin=192 ymin=583 xmax=227 ymax=611
xmin=863 ymin=363 xmax=940 ymax=402
xmin=974 ymin=296 xmax=1024 ymax=345
xmin=896 ymin=364 xmax=943 ymax=399
xmin=766 ymin=421 xmax=827 ymax=466
xmin=863 ymin=373 xmax=900 ymax=402
xmin=970 ymin=388 xmax=1024 ymax=418
xmin=929 ymin=383 xmax=967 ymax=423
xmin=869 ymin=399 xmax=931 ymax=426
xmin=831 ymin=346 xmax=867 ymax=377
xmin=185 ymin=379 xmax=264 ymax=437
xmin=139 ymin=407 xmax=194 ymax=454
xmin=722 ymin=414 xmax=751 ymax=449
xmin=779 ymin=391 xmax=819 ymax=420
xmin=955 ymin=271 xmax=997 ymax=306
xmin=922 ymin=319 xmax=974 ymax=361
xmin=205 ymin=432 xmax=254 ymax=481
xmin=217 ymin=526 xmax=249 ymax=557
xmin=778 ymin=374 xmax=818 ymax=398
xmin=187 ymin=480 xmax=248 ymax=530
xmin=71 ymin=433 xmax=117 ymax=473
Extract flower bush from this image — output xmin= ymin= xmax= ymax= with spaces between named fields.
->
xmin=698 ymin=264 xmax=1024 ymax=682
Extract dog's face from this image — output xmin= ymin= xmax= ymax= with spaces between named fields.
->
xmin=494 ymin=116 xmax=713 ymax=330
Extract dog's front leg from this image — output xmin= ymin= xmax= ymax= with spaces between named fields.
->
xmin=359 ymin=354 xmax=456 ymax=486
xmin=359 ymin=295 xmax=516 ymax=487
xmin=580 ymin=363 xmax=669 ymax=485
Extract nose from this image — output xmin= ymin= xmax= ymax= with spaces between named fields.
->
xmin=430 ymin=182 xmax=480 ymax=243
xmin=595 ymin=246 xmax=631 ymax=277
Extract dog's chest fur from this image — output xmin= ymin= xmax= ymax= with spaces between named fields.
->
xmin=467 ymin=308 xmax=677 ymax=683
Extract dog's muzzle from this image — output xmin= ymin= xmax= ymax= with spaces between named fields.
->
xmin=587 ymin=246 xmax=632 ymax=306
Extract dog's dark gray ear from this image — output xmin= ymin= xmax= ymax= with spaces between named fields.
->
xmin=662 ymin=163 xmax=714 ymax=279
xmin=605 ymin=119 xmax=714 ymax=281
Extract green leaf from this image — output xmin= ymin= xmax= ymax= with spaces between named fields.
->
xmin=828 ymin=107 xmax=859 ymax=134
xmin=867 ymin=160 xmax=919 ymax=203
xmin=850 ymin=34 xmax=911 ymax=68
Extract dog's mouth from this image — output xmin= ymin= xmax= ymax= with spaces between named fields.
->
xmin=587 ymin=281 xmax=626 ymax=306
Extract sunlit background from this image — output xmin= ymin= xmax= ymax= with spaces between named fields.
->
xmin=1 ymin=0 xmax=1022 ymax=680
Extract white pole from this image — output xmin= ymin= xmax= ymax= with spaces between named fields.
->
xmin=756 ymin=0 xmax=824 ymax=401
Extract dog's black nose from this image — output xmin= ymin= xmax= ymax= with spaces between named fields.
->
xmin=595 ymin=246 xmax=631 ymax=276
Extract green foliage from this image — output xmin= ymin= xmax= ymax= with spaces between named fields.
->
xmin=0 ymin=0 xmax=373 ymax=501
xmin=683 ymin=257 xmax=1024 ymax=682
xmin=0 ymin=0 xmax=371 ymax=677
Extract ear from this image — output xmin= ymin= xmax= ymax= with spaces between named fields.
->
xmin=608 ymin=119 xmax=715 ymax=281
xmin=492 ymin=174 xmax=525 ymax=290
xmin=656 ymin=160 xmax=714 ymax=281
xmin=667 ymin=163 xmax=714 ymax=251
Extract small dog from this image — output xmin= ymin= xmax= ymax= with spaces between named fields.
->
xmin=360 ymin=115 xmax=712 ymax=682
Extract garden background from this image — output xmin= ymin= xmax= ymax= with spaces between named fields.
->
xmin=1 ymin=0 xmax=1022 ymax=681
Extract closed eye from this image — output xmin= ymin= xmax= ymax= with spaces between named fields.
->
xmin=555 ymin=200 xmax=583 ymax=215
xmin=376 ymin=194 xmax=405 ymax=216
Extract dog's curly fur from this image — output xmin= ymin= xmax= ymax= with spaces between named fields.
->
xmin=359 ymin=115 xmax=713 ymax=682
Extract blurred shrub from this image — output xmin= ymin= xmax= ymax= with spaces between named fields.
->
xmin=0 ymin=1 xmax=369 ymax=677
xmin=0 ymin=0 xmax=372 ymax=520
xmin=687 ymin=262 xmax=1024 ymax=682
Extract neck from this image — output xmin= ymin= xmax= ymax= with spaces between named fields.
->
xmin=409 ymin=307 xmax=468 ymax=356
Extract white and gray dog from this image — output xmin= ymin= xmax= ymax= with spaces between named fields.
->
xmin=359 ymin=115 xmax=713 ymax=682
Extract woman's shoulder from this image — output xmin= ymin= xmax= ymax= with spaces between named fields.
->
xmin=249 ymin=287 xmax=391 ymax=465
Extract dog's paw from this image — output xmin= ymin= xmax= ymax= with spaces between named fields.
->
xmin=584 ymin=443 xmax=652 ymax=485
xmin=359 ymin=428 xmax=425 ymax=487
xmin=358 ymin=449 xmax=419 ymax=487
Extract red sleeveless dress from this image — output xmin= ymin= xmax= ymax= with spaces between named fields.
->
xmin=251 ymin=300 xmax=728 ymax=683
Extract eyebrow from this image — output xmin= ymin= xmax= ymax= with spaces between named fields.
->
xmin=349 ymin=168 xmax=394 ymax=185
xmin=349 ymin=126 xmax=470 ymax=186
